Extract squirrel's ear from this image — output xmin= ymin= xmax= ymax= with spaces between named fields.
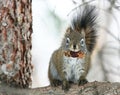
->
xmin=66 ymin=27 xmax=72 ymax=34
xmin=81 ymin=29 xmax=85 ymax=38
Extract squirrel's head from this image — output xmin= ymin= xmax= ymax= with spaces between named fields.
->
xmin=61 ymin=27 xmax=87 ymax=53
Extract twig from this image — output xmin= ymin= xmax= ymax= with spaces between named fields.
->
xmin=67 ymin=0 xmax=96 ymax=16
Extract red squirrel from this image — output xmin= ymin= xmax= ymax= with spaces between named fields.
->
xmin=48 ymin=5 xmax=98 ymax=91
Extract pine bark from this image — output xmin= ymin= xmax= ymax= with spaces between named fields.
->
xmin=0 ymin=0 xmax=33 ymax=88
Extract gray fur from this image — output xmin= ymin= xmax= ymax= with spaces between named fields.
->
xmin=63 ymin=55 xmax=85 ymax=83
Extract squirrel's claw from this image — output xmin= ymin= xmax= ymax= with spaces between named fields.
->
xmin=78 ymin=79 xmax=88 ymax=86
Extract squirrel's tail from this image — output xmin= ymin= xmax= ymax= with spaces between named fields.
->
xmin=70 ymin=5 xmax=98 ymax=53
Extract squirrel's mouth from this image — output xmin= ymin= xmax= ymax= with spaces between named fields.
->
xmin=64 ymin=51 xmax=85 ymax=58
xmin=70 ymin=51 xmax=79 ymax=57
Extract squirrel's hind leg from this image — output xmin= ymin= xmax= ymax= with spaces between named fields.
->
xmin=48 ymin=62 xmax=62 ymax=87
xmin=50 ymin=79 xmax=62 ymax=87
xmin=48 ymin=69 xmax=62 ymax=87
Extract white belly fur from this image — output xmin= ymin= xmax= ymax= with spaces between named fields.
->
xmin=63 ymin=56 xmax=85 ymax=83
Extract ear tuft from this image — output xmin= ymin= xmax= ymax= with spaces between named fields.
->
xmin=81 ymin=29 xmax=85 ymax=37
xmin=65 ymin=27 xmax=73 ymax=36
xmin=66 ymin=27 xmax=72 ymax=33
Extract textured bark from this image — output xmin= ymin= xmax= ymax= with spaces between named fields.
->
xmin=0 ymin=0 xmax=33 ymax=88
xmin=0 ymin=82 xmax=120 ymax=95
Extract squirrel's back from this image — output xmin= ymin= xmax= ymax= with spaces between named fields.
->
xmin=69 ymin=5 xmax=98 ymax=53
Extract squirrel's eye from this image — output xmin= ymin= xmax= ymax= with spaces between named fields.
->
xmin=80 ymin=38 xmax=84 ymax=46
xmin=66 ymin=37 xmax=70 ymax=45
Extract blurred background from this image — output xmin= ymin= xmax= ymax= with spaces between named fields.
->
xmin=31 ymin=0 xmax=120 ymax=88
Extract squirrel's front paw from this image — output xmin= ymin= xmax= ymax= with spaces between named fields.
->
xmin=62 ymin=80 xmax=70 ymax=91
xmin=78 ymin=79 xmax=88 ymax=86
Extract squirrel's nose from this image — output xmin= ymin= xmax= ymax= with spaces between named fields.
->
xmin=73 ymin=44 xmax=76 ymax=49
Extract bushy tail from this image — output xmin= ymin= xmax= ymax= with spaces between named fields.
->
xmin=70 ymin=5 xmax=98 ymax=53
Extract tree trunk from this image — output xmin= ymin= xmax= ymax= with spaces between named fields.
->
xmin=0 ymin=0 xmax=33 ymax=88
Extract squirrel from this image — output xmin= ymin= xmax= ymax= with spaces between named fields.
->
xmin=48 ymin=5 xmax=98 ymax=91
